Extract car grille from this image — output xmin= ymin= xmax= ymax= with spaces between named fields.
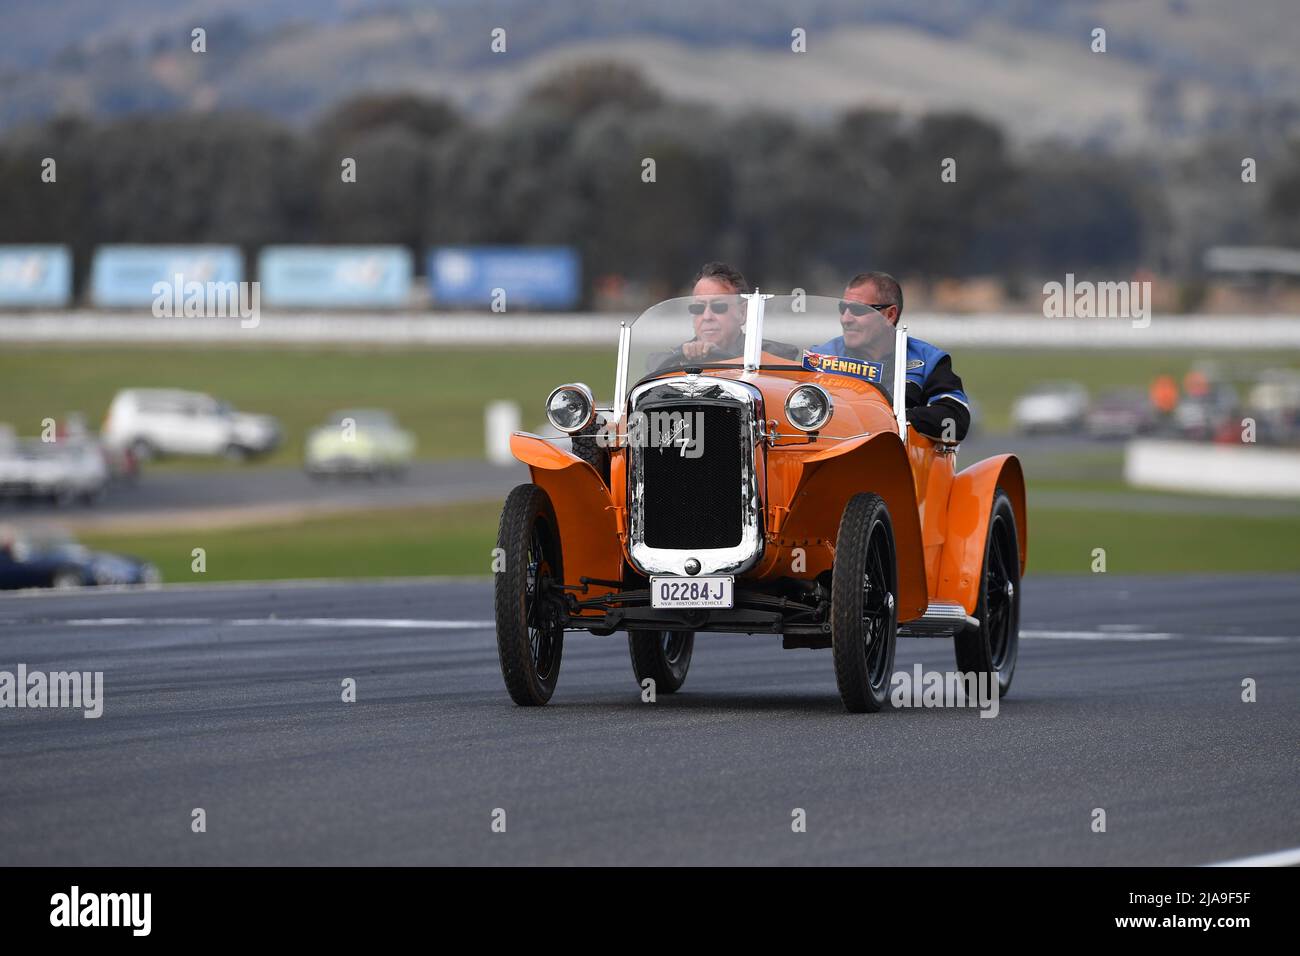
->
xmin=640 ymin=404 xmax=745 ymax=549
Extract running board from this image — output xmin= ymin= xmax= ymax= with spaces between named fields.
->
xmin=897 ymin=601 xmax=979 ymax=638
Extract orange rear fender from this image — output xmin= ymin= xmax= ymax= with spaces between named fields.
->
xmin=936 ymin=454 xmax=1027 ymax=615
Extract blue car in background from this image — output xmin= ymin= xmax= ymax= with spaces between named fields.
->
xmin=0 ymin=529 xmax=160 ymax=590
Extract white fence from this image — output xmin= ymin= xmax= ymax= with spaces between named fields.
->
xmin=1125 ymin=439 xmax=1300 ymax=498
xmin=2 ymin=311 xmax=1300 ymax=349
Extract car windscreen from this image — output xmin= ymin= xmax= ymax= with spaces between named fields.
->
xmin=628 ymin=293 xmax=898 ymax=402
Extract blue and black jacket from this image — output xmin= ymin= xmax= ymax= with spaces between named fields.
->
xmin=810 ymin=335 xmax=972 ymax=441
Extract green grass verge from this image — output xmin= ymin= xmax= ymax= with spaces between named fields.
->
xmin=0 ymin=345 xmax=609 ymax=468
xmin=5 ymin=345 xmax=1297 ymax=466
xmin=81 ymin=502 xmax=505 ymax=582
xmin=1027 ymin=506 xmax=1300 ymax=573
xmin=78 ymin=496 xmax=1300 ymax=583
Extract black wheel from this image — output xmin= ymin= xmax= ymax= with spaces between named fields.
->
xmin=570 ymin=417 xmax=610 ymax=486
xmin=494 ymin=483 xmax=565 ymax=706
xmin=224 ymin=444 xmax=249 ymax=463
xmin=129 ymin=438 xmax=156 ymax=462
xmin=831 ymin=493 xmax=898 ymax=713
xmin=628 ymin=629 xmax=695 ymax=694
xmin=51 ymin=568 xmax=83 ymax=589
xmin=955 ymin=488 xmax=1020 ymax=698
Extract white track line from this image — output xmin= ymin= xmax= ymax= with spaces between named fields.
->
xmin=1022 ymin=630 xmax=1293 ymax=643
xmin=1206 ymin=846 xmax=1300 ymax=867
xmin=13 ymin=620 xmax=1296 ymax=642
xmin=1022 ymin=630 xmax=1174 ymax=641
xmin=62 ymin=617 xmax=494 ymax=630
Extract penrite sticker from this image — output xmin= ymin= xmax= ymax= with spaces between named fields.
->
xmin=802 ymin=350 xmax=885 ymax=383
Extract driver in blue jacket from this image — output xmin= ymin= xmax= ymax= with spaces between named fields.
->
xmin=812 ymin=271 xmax=971 ymax=442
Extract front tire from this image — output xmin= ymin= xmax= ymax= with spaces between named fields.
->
xmin=628 ymin=630 xmax=694 ymax=694
xmin=831 ymin=493 xmax=899 ymax=713
xmin=494 ymin=483 xmax=565 ymax=706
xmin=954 ymin=488 xmax=1021 ymax=697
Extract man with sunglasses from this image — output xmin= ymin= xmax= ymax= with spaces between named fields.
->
xmin=662 ymin=261 xmax=799 ymax=366
xmin=677 ymin=261 xmax=749 ymax=362
xmin=813 ymin=272 xmax=971 ymax=442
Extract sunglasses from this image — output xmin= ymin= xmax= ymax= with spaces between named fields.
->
xmin=688 ymin=300 xmax=733 ymax=316
xmin=838 ymin=300 xmax=894 ymax=316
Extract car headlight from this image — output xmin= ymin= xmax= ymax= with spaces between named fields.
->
xmin=546 ymin=383 xmax=596 ymax=434
xmin=785 ymin=384 xmax=833 ymax=432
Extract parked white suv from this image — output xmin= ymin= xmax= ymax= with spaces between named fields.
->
xmin=102 ymin=389 xmax=281 ymax=462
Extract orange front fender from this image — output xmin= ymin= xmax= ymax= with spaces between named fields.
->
xmin=509 ymin=433 xmax=623 ymax=592
xmin=936 ymin=454 xmax=1027 ymax=614
xmin=778 ymin=431 xmax=929 ymax=623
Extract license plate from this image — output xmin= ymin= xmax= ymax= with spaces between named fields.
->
xmin=650 ymin=575 xmax=734 ymax=609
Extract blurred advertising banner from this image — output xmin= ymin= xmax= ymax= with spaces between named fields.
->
xmin=91 ymin=245 xmax=243 ymax=308
xmin=429 ymin=246 xmax=580 ymax=309
xmin=259 ymin=245 xmax=413 ymax=308
xmin=0 ymin=245 xmax=72 ymax=307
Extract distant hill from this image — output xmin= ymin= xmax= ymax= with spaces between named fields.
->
xmin=1 ymin=0 xmax=1296 ymax=146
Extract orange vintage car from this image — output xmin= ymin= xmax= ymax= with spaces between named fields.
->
xmin=494 ymin=293 xmax=1026 ymax=712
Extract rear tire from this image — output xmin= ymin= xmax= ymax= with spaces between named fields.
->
xmin=831 ymin=493 xmax=898 ymax=713
xmin=494 ymin=483 xmax=565 ymax=706
xmin=628 ymin=630 xmax=694 ymax=694
xmin=954 ymin=488 xmax=1021 ymax=697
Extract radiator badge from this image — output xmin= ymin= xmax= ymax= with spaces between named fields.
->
xmin=625 ymin=409 xmax=704 ymax=458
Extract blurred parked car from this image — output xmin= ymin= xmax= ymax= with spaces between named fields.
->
xmin=1011 ymin=382 xmax=1088 ymax=434
xmin=0 ymin=438 xmax=108 ymax=505
xmin=1174 ymin=382 xmax=1238 ymax=441
xmin=1085 ymin=387 xmax=1157 ymax=439
xmin=1247 ymin=369 xmax=1300 ymax=445
xmin=305 ymin=409 xmax=415 ymax=478
xmin=102 ymin=389 xmax=281 ymax=462
xmin=0 ymin=528 xmax=160 ymax=589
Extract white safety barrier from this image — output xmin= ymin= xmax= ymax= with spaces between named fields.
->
xmin=2 ymin=312 xmax=1300 ymax=349
xmin=484 ymin=401 xmax=521 ymax=466
xmin=1125 ymin=439 xmax=1300 ymax=498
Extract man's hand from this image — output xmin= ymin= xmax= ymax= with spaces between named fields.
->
xmin=906 ymin=399 xmax=970 ymax=444
xmin=681 ymin=339 xmax=723 ymax=361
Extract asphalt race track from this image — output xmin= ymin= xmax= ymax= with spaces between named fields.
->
xmin=0 ymin=575 xmax=1295 ymax=866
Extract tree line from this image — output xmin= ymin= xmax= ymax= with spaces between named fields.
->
xmin=2 ymin=62 xmax=1296 ymax=304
